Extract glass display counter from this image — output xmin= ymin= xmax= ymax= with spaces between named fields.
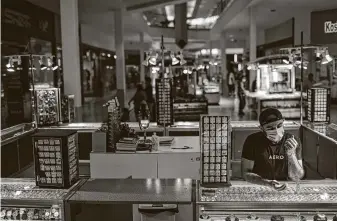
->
xmin=301 ymin=123 xmax=337 ymax=179
xmin=203 ymin=83 xmax=220 ymax=105
xmin=1 ymin=123 xmax=36 ymax=177
xmin=197 ymin=180 xmax=337 ymax=220
xmin=1 ymin=178 xmax=85 ymax=221
xmin=246 ymin=92 xmax=304 ymax=119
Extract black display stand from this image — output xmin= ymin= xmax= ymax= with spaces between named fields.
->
xmin=200 ymin=115 xmax=231 ymax=187
xmin=61 ymin=94 xmax=75 ymax=123
xmin=32 ymin=130 xmax=79 ymax=188
xmin=307 ymin=88 xmax=331 ymax=123
xmin=155 ymin=78 xmax=174 ymax=126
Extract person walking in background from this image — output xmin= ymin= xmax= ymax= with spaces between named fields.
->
xmin=303 ymin=73 xmax=316 ymax=91
xmin=227 ymin=67 xmax=236 ymax=97
xmin=237 ymin=71 xmax=246 ymax=116
xmin=145 ymin=77 xmax=155 ymax=121
xmin=128 ymin=83 xmax=147 ymax=120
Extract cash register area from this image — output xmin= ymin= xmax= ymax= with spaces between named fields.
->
xmin=1 ymin=92 xmax=337 ymax=221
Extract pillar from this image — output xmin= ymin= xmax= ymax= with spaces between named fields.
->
xmin=139 ymin=32 xmax=145 ymax=83
xmin=220 ymin=31 xmax=228 ymax=96
xmin=115 ymin=8 xmax=127 ymax=108
xmin=60 ymin=0 xmax=82 ymax=107
xmin=249 ymin=7 xmax=257 ymax=91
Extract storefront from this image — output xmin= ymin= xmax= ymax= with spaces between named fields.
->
xmin=1 ymin=0 xmax=57 ymax=129
xmin=311 ymin=8 xmax=337 ymax=102
xmin=81 ymin=44 xmax=117 ymax=100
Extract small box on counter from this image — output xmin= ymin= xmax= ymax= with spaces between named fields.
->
xmin=32 ymin=130 xmax=79 ymax=188
xmin=61 ymin=94 xmax=75 ymax=123
xmin=307 ymin=88 xmax=331 ymax=123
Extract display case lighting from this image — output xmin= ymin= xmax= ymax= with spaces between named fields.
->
xmin=283 ymin=59 xmax=290 ymax=64
xmin=107 ymin=54 xmax=111 ymax=57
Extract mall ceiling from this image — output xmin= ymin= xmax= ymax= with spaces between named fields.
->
xmin=218 ymin=0 xmax=337 ymax=32
xmin=26 ymin=0 xmax=337 ymax=51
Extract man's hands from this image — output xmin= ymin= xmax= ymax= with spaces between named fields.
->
xmin=267 ymin=180 xmax=287 ymax=191
xmin=284 ymin=136 xmax=298 ymax=156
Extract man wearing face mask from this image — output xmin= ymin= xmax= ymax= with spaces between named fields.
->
xmin=241 ymin=108 xmax=305 ymax=190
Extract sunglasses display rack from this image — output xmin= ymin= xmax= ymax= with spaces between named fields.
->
xmin=200 ymin=115 xmax=231 ymax=187
xmin=307 ymin=88 xmax=331 ymax=123
xmin=105 ymin=97 xmax=121 ymax=152
xmin=61 ymin=94 xmax=75 ymax=123
xmin=34 ymin=88 xmax=62 ymax=126
xmin=155 ymin=78 xmax=174 ymax=126
xmin=33 ymin=130 xmax=79 ymax=188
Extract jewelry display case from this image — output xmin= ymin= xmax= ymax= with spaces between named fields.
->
xmin=197 ymin=181 xmax=337 ymax=220
xmin=0 ymin=178 xmax=84 ymax=221
xmin=173 ymin=97 xmax=208 ymax=122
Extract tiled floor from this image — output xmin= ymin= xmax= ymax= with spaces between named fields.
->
xmin=77 ymin=89 xmax=337 ymax=123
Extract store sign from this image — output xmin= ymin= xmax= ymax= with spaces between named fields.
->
xmin=1 ymin=1 xmax=54 ymax=41
xmin=3 ymin=8 xmax=32 ymax=29
xmin=311 ymin=9 xmax=337 ymax=44
xmin=324 ymin=21 xmax=337 ymax=33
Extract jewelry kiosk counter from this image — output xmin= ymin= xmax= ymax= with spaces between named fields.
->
xmin=197 ymin=180 xmax=337 ymax=220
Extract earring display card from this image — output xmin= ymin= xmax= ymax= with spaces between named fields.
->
xmin=106 ymin=98 xmax=121 ymax=151
xmin=307 ymin=88 xmax=330 ymax=123
xmin=200 ymin=115 xmax=231 ymax=187
xmin=33 ymin=130 xmax=79 ymax=188
xmin=35 ymin=88 xmax=61 ymax=126
xmin=155 ymin=78 xmax=174 ymax=126
xmin=61 ymin=94 xmax=75 ymax=123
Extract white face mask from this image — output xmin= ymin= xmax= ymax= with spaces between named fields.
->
xmin=265 ymin=127 xmax=285 ymax=143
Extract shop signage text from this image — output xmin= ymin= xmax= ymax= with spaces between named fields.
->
xmin=324 ymin=21 xmax=337 ymax=33
xmin=3 ymin=8 xmax=32 ymax=29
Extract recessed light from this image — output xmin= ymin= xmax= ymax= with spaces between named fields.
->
xmin=271 ymin=9 xmax=276 ymax=12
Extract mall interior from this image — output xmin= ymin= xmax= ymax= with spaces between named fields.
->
xmin=1 ymin=0 xmax=337 ymax=220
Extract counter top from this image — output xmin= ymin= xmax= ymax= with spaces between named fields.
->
xmin=67 ymin=178 xmax=193 ymax=204
xmin=95 ymin=136 xmax=200 ymax=154
xmin=1 ymin=123 xmax=36 ymax=146
xmin=302 ymin=122 xmax=337 ymax=145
